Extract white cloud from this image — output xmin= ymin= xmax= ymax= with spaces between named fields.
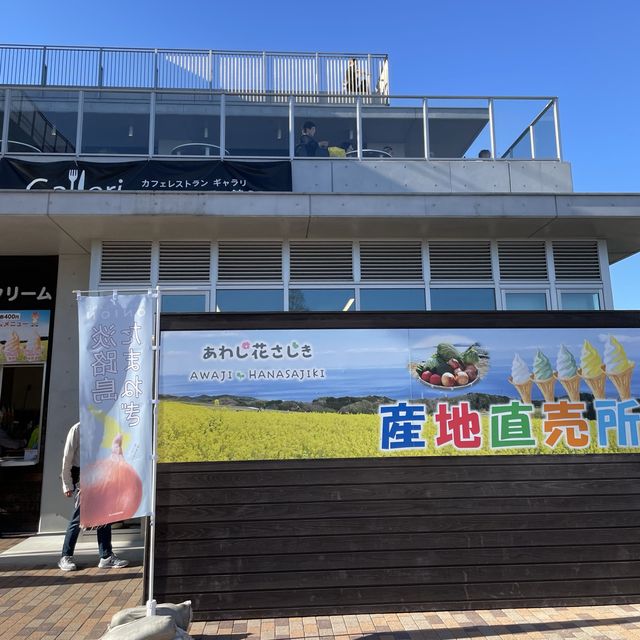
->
xmin=597 ymin=333 xmax=640 ymax=344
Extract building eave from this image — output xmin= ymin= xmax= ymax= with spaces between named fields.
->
xmin=1 ymin=191 xmax=639 ymax=263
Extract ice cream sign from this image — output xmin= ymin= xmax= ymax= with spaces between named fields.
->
xmin=510 ymin=337 xmax=633 ymax=402
xmin=158 ymin=325 xmax=640 ymax=462
xmin=0 ymin=310 xmax=49 ymax=363
xmin=383 ymin=333 xmax=640 ymax=454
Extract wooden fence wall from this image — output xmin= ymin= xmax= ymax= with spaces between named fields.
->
xmin=153 ymin=454 xmax=640 ymax=620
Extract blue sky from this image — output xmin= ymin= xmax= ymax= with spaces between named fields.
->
xmin=3 ymin=0 xmax=638 ymax=307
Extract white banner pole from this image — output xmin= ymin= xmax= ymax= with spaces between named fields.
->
xmin=146 ymin=286 xmax=161 ymax=616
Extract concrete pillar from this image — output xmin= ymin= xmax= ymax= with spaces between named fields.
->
xmin=39 ymin=254 xmax=89 ymax=533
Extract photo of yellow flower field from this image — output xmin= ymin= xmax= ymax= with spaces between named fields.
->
xmin=157 ymin=399 xmax=628 ymax=463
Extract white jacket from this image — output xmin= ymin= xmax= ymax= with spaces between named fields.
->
xmin=61 ymin=422 xmax=80 ymax=494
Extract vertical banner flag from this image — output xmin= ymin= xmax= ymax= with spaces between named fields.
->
xmin=78 ymin=294 xmax=154 ymax=528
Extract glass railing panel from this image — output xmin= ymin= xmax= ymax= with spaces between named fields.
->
xmin=293 ymin=104 xmax=357 ymax=158
xmin=492 ymin=98 xmax=552 ymax=159
xmin=504 ymin=129 xmax=532 ymax=160
xmin=427 ymin=98 xmax=491 ymax=159
xmin=0 ymin=90 xmax=4 ymax=146
xmin=225 ymin=97 xmax=289 ymax=157
xmin=362 ymin=97 xmax=423 ymax=159
xmin=7 ymin=89 xmax=78 ymax=153
xmin=532 ymin=105 xmax=557 ymax=159
xmin=82 ymin=91 xmax=150 ymax=154
xmin=155 ymin=92 xmax=221 ymax=156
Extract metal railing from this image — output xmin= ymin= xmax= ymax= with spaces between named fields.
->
xmin=0 ymin=45 xmax=389 ymax=98
xmin=0 ymin=88 xmax=561 ymax=161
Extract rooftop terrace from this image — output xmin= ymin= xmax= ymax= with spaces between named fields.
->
xmin=0 ymin=45 xmax=390 ymax=95
xmin=0 ymin=45 xmax=561 ymax=161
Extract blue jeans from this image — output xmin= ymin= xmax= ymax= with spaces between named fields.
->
xmin=62 ymin=494 xmax=112 ymax=559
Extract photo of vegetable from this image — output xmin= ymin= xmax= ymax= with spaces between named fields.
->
xmin=80 ymin=433 xmax=143 ymax=528
xmin=414 ymin=342 xmax=489 ymax=390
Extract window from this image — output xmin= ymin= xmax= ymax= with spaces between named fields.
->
xmin=161 ymin=294 xmax=208 ymax=313
xmin=216 ymin=289 xmax=283 ymax=312
xmin=289 ymin=289 xmax=355 ymax=311
xmin=0 ymin=365 xmax=45 ymax=464
xmin=430 ymin=288 xmax=496 ymax=311
xmin=504 ymin=291 xmax=548 ymax=311
xmin=560 ymin=291 xmax=601 ymax=311
xmin=360 ymin=288 xmax=425 ymax=311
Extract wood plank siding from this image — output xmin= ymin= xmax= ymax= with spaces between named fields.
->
xmin=153 ymin=455 xmax=640 ymax=620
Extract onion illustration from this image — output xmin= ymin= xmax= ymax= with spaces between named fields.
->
xmin=80 ymin=434 xmax=143 ymax=528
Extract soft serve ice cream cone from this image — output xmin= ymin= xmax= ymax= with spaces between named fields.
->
xmin=533 ymin=349 xmax=556 ymax=402
xmin=509 ymin=354 xmax=533 ymax=403
xmin=604 ymin=335 xmax=635 ymax=400
xmin=555 ymin=344 xmax=581 ymax=401
xmin=4 ymin=331 xmax=21 ymax=362
xmin=25 ymin=329 xmax=42 ymax=362
xmin=580 ymin=340 xmax=606 ymax=399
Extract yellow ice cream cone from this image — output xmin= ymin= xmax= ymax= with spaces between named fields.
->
xmin=555 ymin=373 xmax=581 ymax=402
xmin=606 ymin=362 xmax=635 ymax=400
xmin=581 ymin=365 xmax=606 ymax=400
xmin=509 ymin=375 xmax=533 ymax=403
xmin=534 ymin=377 xmax=556 ymax=403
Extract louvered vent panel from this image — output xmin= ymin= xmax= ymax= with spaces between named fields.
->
xmin=159 ymin=241 xmax=211 ymax=283
xmin=360 ymin=242 xmax=423 ymax=281
xmin=498 ymin=242 xmax=548 ymax=280
xmin=100 ymin=241 xmax=152 ymax=284
xmin=429 ymin=242 xmax=492 ymax=280
xmin=218 ymin=242 xmax=282 ymax=282
xmin=553 ymin=242 xmax=601 ymax=280
xmin=290 ymin=242 xmax=353 ymax=281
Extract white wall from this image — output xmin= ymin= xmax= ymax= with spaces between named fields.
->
xmin=292 ymin=160 xmax=574 ymax=193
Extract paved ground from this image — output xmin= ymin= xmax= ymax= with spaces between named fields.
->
xmin=2 ymin=534 xmax=640 ymax=639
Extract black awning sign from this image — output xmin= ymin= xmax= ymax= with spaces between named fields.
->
xmin=0 ymin=159 xmax=292 ymax=192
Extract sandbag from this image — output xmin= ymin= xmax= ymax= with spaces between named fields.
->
xmin=109 ymin=601 xmax=192 ymax=632
xmin=100 ymin=615 xmax=176 ymax=640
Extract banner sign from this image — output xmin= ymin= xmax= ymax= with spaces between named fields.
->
xmin=78 ymin=294 xmax=154 ymax=527
xmin=0 ymin=158 xmax=292 ymax=192
xmin=158 ymin=326 xmax=640 ymax=462
xmin=0 ymin=256 xmax=57 ymax=310
xmin=0 ymin=310 xmax=50 ymax=364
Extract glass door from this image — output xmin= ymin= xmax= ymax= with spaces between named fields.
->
xmin=0 ymin=364 xmax=45 ymax=464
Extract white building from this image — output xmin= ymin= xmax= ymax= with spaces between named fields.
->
xmin=0 ymin=45 xmax=638 ymax=539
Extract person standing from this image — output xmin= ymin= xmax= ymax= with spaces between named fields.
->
xmin=58 ymin=422 xmax=129 ymax=571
